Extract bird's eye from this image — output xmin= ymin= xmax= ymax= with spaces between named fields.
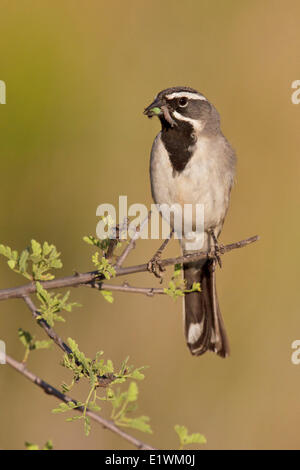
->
xmin=178 ymin=97 xmax=188 ymax=107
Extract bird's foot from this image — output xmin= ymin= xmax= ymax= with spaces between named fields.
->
xmin=210 ymin=230 xmax=224 ymax=268
xmin=147 ymin=230 xmax=173 ymax=281
xmin=147 ymin=251 xmax=166 ymax=282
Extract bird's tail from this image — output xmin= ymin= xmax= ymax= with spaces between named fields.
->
xmin=183 ymin=258 xmax=230 ymax=358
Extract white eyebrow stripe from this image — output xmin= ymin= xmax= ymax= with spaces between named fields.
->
xmin=165 ymin=91 xmax=207 ymax=101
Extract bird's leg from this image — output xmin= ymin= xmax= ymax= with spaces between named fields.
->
xmin=147 ymin=229 xmax=174 ymax=282
xmin=209 ymin=229 xmax=224 ymax=268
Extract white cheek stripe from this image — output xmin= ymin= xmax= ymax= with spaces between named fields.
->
xmin=165 ymin=91 xmax=207 ymax=101
xmin=172 ymin=111 xmax=205 ymax=132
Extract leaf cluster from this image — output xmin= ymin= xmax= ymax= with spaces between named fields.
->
xmin=164 ymin=264 xmax=201 ymax=300
xmin=35 ymin=282 xmax=80 ymax=327
xmin=0 ymin=240 xmax=62 ymax=281
xmin=54 ymin=339 xmax=150 ymax=436
xmin=84 ymin=233 xmax=117 ymax=303
xmin=25 ymin=440 xmax=53 ymax=450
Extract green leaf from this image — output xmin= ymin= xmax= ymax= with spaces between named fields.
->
xmin=130 ymin=369 xmax=145 ymax=381
xmin=19 ymin=249 xmax=29 ymax=273
xmin=50 ymin=259 xmax=63 ymax=269
xmin=174 ymin=424 xmax=206 ymax=449
xmin=25 ymin=442 xmax=39 ymax=450
xmin=52 ymin=403 xmax=71 ymax=414
xmin=84 ymin=417 xmax=91 ymax=436
xmin=61 ymin=382 xmax=72 ymax=393
xmin=25 ymin=440 xmax=53 ymax=450
xmin=151 ymin=107 xmax=161 ymax=115
xmin=7 ymin=259 xmax=16 ymax=270
xmin=191 ymin=282 xmax=201 ymax=292
xmin=67 ymin=401 xmax=78 ymax=409
xmin=127 ymin=382 xmax=138 ymax=402
xmin=66 ymin=416 xmax=83 ymax=422
xmin=92 ymin=253 xmax=116 ymax=279
xmin=18 ymin=328 xmax=33 ymax=348
xmin=31 ymin=239 xmax=42 ymax=257
xmin=42 ymin=440 xmax=53 ymax=450
xmin=105 ymin=359 xmax=114 ymax=373
xmin=34 ymin=339 xmax=53 ymax=350
xmin=83 ymin=236 xmax=94 ymax=246
xmin=117 ymin=415 xmax=152 ymax=434
xmin=42 ymin=241 xmax=52 ymax=256
xmin=120 ymin=356 xmax=129 ymax=375
xmin=101 ymin=290 xmax=114 ymax=303
xmin=0 ymin=244 xmax=7 ymax=256
xmin=88 ymin=403 xmax=101 ymax=412
xmin=174 ymin=263 xmax=182 ymax=274
xmin=67 ymin=338 xmax=90 ymax=371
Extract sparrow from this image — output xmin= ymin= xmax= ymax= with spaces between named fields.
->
xmin=144 ymin=86 xmax=236 ymax=358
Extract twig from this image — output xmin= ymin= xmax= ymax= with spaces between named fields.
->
xmin=5 ymin=354 xmax=155 ymax=450
xmin=22 ymin=295 xmax=114 ymax=387
xmin=105 ymin=224 xmax=121 ymax=261
xmin=88 ymin=281 xmax=165 ymax=297
xmin=1 ymin=234 xmax=259 ymax=449
xmin=117 ymin=235 xmax=260 ymax=276
xmin=0 ymin=235 xmax=259 ymax=301
xmin=22 ymin=295 xmax=72 ymax=355
xmin=115 ymin=212 xmax=151 ymax=269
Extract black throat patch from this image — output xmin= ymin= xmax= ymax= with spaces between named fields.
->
xmin=160 ymin=119 xmax=196 ymax=173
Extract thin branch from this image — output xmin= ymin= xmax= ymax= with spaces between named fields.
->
xmin=0 ymin=235 xmax=259 ymax=301
xmin=5 ymin=354 xmax=155 ymax=450
xmin=22 ymin=295 xmax=114 ymax=387
xmin=105 ymin=226 xmax=121 ymax=261
xmin=118 ymin=235 xmax=260 ymax=276
xmin=115 ymin=212 xmax=151 ymax=269
xmin=22 ymin=295 xmax=72 ymax=355
xmin=88 ymin=281 xmax=165 ymax=297
xmin=1 ymin=234 xmax=259 ymax=450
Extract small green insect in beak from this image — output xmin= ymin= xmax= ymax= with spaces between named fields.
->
xmin=151 ymin=107 xmax=161 ymax=115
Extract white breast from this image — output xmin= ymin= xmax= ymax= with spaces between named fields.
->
xmin=150 ymin=132 xmax=233 ymax=249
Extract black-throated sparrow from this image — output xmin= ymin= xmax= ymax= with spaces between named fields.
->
xmin=144 ymin=86 xmax=236 ymax=358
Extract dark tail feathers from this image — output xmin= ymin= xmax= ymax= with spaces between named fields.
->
xmin=183 ymin=259 xmax=230 ymax=358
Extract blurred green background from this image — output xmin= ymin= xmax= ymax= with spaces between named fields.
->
xmin=0 ymin=0 xmax=300 ymax=450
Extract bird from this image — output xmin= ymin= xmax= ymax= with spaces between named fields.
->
xmin=144 ymin=86 xmax=236 ymax=358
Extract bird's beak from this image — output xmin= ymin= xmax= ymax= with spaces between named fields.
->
xmin=143 ymin=99 xmax=163 ymax=118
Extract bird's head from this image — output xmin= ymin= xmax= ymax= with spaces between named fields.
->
xmin=144 ymin=86 xmax=220 ymax=135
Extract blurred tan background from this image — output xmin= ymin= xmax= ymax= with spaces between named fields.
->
xmin=0 ymin=0 xmax=299 ymax=450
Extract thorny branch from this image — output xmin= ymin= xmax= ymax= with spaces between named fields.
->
xmin=0 ymin=227 xmax=259 ymax=449
xmin=0 ymin=235 xmax=259 ymax=301
xmin=5 ymin=354 xmax=155 ymax=451
xmin=23 ymin=295 xmax=71 ymax=355
xmin=88 ymin=281 xmax=165 ymax=296
xmin=22 ymin=295 xmax=114 ymax=386
xmin=115 ymin=212 xmax=151 ymax=269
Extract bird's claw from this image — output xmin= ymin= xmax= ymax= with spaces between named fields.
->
xmin=208 ymin=247 xmax=222 ymax=268
xmin=215 ymin=250 xmax=222 ymax=268
xmin=147 ymin=253 xmax=165 ymax=282
xmin=209 ymin=230 xmax=224 ymax=268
